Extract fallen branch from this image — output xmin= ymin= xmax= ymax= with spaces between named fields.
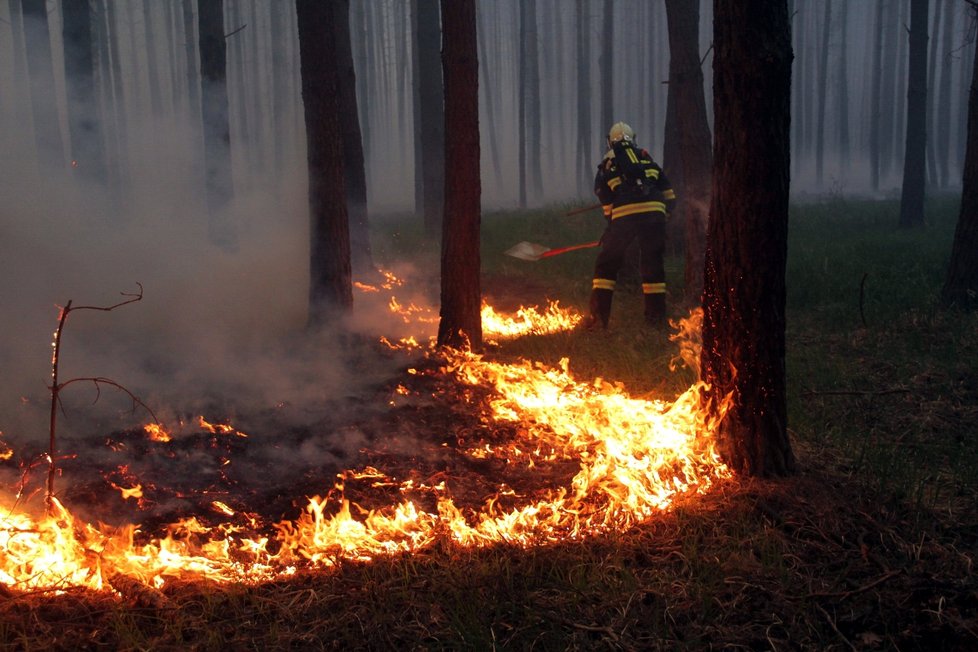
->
xmin=107 ymin=572 xmax=170 ymax=610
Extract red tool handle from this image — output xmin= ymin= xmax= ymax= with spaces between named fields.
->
xmin=539 ymin=241 xmax=601 ymax=258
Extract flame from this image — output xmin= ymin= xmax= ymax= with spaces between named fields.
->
xmin=143 ymin=422 xmax=171 ymax=442
xmin=481 ymin=301 xmax=582 ymax=340
xmin=197 ymin=416 xmax=246 ymax=437
xmin=111 ymin=483 xmax=143 ymax=500
xmin=0 ymin=298 xmax=730 ymax=593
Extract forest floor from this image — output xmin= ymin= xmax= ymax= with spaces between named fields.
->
xmin=2 ymin=200 xmax=977 ymax=650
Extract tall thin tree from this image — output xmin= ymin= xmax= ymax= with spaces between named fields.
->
xmin=437 ymin=0 xmax=481 ymax=350
xmin=198 ymin=0 xmax=235 ymax=248
xmin=296 ymin=0 xmax=353 ymax=327
xmin=415 ymin=0 xmax=445 ymax=236
xmin=665 ymin=0 xmax=712 ymax=302
xmin=575 ymin=0 xmax=592 ymax=195
xmin=899 ymin=0 xmax=929 ymax=228
xmin=61 ymin=0 xmax=108 ymax=185
xmin=21 ymin=0 xmax=66 ymax=176
xmin=701 ymin=0 xmax=796 ymax=477
xmin=333 ymin=0 xmax=374 ymax=276
xmin=941 ymin=3 xmax=978 ymax=310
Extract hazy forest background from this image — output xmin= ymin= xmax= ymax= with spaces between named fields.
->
xmin=0 ymin=0 xmax=974 ymax=446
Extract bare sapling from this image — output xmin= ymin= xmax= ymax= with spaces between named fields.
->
xmin=47 ymin=283 xmax=160 ymax=509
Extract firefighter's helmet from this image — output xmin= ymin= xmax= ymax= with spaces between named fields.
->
xmin=607 ymin=121 xmax=635 ymax=147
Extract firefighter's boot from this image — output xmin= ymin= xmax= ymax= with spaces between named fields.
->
xmin=644 ymin=292 xmax=667 ymax=328
xmin=583 ymin=289 xmax=614 ymax=331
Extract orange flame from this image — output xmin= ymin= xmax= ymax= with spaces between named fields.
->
xmin=0 ymin=300 xmax=729 ymax=592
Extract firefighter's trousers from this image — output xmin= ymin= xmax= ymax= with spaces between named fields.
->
xmin=589 ymin=214 xmax=666 ymax=328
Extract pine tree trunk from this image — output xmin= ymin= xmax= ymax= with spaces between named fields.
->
xmin=870 ymin=0 xmax=884 ymax=191
xmin=836 ymin=0 xmax=849 ymax=171
xmin=415 ymin=0 xmax=444 ymax=236
xmin=702 ymin=0 xmax=796 ymax=477
xmin=62 ymin=0 xmax=108 ymax=185
xmin=21 ymin=0 xmax=66 ymax=176
xmin=941 ymin=14 xmax=978 ymax=309
xmin=899 ymin=0 xmax=929 ymax=228
xmin=477 ymin=6 xmax=503 ymax=190
xmin=333 ymin=0 xmax=374 ymax=276
xmin=296 ymin=0 xmax=353 ymax=326
xmin=925 ymin=0 xmax=942 ymax=187
xmin=600 ymin=0 xmax=613 ymax=135
xmin=522 ymin=0 xmax=542 ymax=198
xmin=437 ymin=0 xmax=481 ymax=351
xmin=198 ymin=0 xmax=235 ymax=247
xmin=936 ymin=0 xmax=953 ymax=188
xmin=815 ymin=0 xmax=830 ymax=188
xmin=665 ymin=0 xmax=712 ymax=303
xmin=575 ymin=0 xmax=592 ymax=195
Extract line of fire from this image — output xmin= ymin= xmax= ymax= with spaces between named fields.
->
xmin=1 ymin=270 xmax=733 ymax=592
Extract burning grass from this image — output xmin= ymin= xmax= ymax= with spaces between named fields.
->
xmin=2 ymin=198 xmax=977 ymax=648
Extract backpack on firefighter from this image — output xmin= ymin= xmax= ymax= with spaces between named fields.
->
xmin=606 ymin=121 xmax=654 ymax=195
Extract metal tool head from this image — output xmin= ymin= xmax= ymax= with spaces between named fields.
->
xmin=504 ymin=241 xmax=551 ymax=262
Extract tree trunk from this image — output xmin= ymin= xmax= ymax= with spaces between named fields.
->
xmin=925 ymin=0 xmax=942 ymax=188
xmin=21 ymin=0 xmax=66 ymax=177
xmin=899 ymin=0 xmax=928 ymax=228
xmin=476 ymin=6 xmax=503 ymax=190
xmin=870 ymin=0 xmax=884 ymax=191
xmin=142 ymin=0 xmax=164 ymax=117
xmin=815 ymin=0 xmax=830 ymax=188
xmin=665 ymin=0 xmax=712 ymax=304
xmin=270 ymin=1 xmax=292 ymax=183
xmin=836 ymin=0 xmax=849 ymax=171
xmin=61 ymin=0 xmax=108 ymax=185
xmin=198 ymin=0 xmax=236 ymax=248
xmin=517 ymin=1 xmax=527 ymax=208
xmin=701 ymin=0 xmax=796 ymax=477
xmin=415 ymin=0 xmax=444 ymax=236
xmin=333 ymin=0 xmax=373 ymax=276
xmin=935 ymin=0 xmax=953 ymax=188
xmin=296 ymin=0 xmax=353 ymax=327
xmin=575 ymin=0 xmax=592 ymax=195
xmin=941 ymin=15 xmax=978 ymax=310
xmin=437 ymin=0 xmax=481 ymax=351
xmin=521 ymin=0 xmax=542 ymax=198
xmin=600 ymin=0 xmax=613 ymax=135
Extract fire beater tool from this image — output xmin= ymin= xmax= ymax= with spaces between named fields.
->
xmin=504 ymin=240 xmax=601 ymax=262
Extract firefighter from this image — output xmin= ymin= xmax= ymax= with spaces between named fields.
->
xmin=583 ymin=121 xmax=677 ymax=331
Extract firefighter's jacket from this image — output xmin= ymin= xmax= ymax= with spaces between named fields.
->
xmin=593 ymin=144 xmax=676 ymax=222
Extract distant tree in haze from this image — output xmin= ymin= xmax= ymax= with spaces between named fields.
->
xmin=899 ymin=0 xmax=929 ymax=228
xmin=836 ymin=0 xmax=850 ymax=172
xmin=941 ymin=8 xmax=978 ymax=310
xmin=21 ymin=0 xmax=66 ymax=176
xmin=935 ymin=0 xmax=954 ymax=189
xmin=414 ymin=0 xmax=445 ymax=236
xmin=599 ymin=0 xmax=613 ymax=135
xmin=701 ymin=0 xmax=796 ymax=477
xmin=61 ymin=0 xmax=107 ymax=186
xmin=198 ymin=0 xmax=235 ymax=248
xmin=665 ymin=0 xmax=712 ymax=302
xmin=296 ymin=0 xmax=353 ymax=327
xmin=815 ymin=0 xmax=830 ymax=187
xmin=870 ymin=0 xmax=884 ymax=191
xmin=575 ymin=0 xmax=592 ymax=194
xmin=437 ymin=0 xmax=482 ymax=351
xmin=333 ymin=0 xmax=374 ymax=276
xmin=520 ymin=0 xmax=542 ymax=200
